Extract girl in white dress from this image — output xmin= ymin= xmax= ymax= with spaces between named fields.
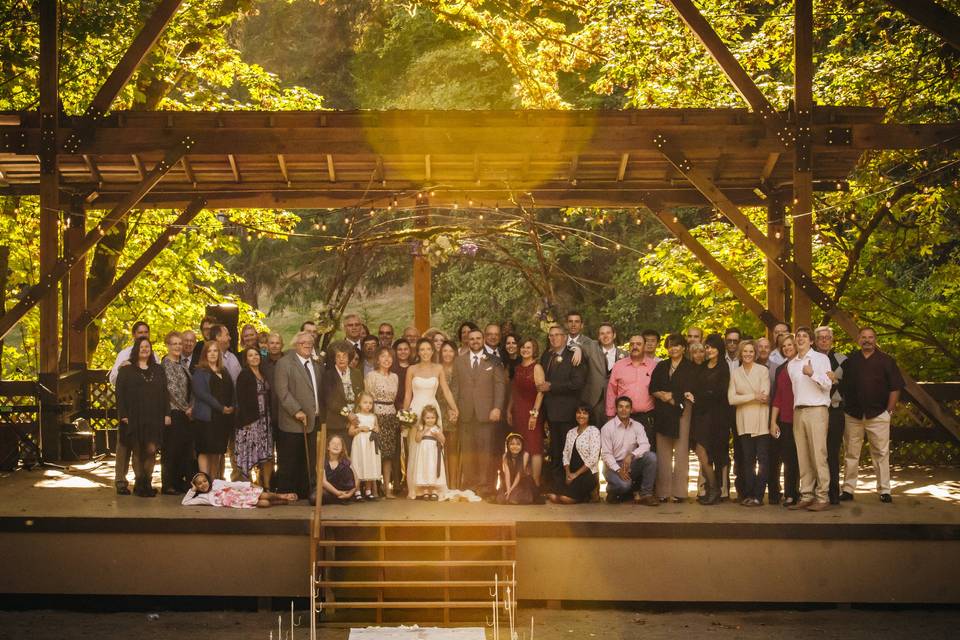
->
xmin=412 ymin=405 xmax=447 ymax=500
xmin=349 ymin=392 xmax=382 ymax=500
xmin=404 ymin=338 xmax=459 ymax=499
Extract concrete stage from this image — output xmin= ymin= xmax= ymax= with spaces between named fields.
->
xmin=2 ymin=461 xmax=959 ymax=605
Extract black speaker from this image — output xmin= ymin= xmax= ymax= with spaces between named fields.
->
xmin=206 ymin=303 xmax=240 ymax=353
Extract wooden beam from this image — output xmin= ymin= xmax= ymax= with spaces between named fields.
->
xmin=617 ymin=153 xmax=630 ymax=182
xmin=424 ymin=154 xmax=432 ymax=181
xmin=73 ymin=198 xmax=206 ymax=329
xmin=761 ymin=152 xmax=779 ymax=181
xmin=885 ymin=0 xmax=960 ymax=52
xmin=654 ymin=134 xmax=960 ymax=441
xmin=651 ymin=210 xmax=780 ymax=327
xmin=325 ymin=154 xmax=336 ymax=182
xmin=0 ymin=139 xmax=190 ymax=341
xmin=87 ymin=0 xmax=184 ymax=116
xmin=38 ymin=0 xmax=60 ymax=459
xmin=793 ymin=0 xmax=814 ymax=328
xmin=665 ymin=0 xmax=793 ymax=147
xmin=568 ymin=154 xmax=579 ymax=185
xmin=766 ymin=198 xmax=789 ymax=334
xmin=227 ymin=153 xmax=240 ymax=183
xmin=181 ymin=156 xmax=196 ymax=187
xmin=413 ymin=199 xmax=431 ymax=333
xmin=375 ymin=156 xmax=386 ymax=186
xmin=473 ymin=153 xmax=481 ymax=184
xmin=66 ymin=203 xmax=88 ymax=368
xmin=82 ymin=154 xmax=102 ymax=184
xmin=277 ymin=154 xmax=289 ymax=186
xmin=132 ymin=153 xmax=146 ymax=179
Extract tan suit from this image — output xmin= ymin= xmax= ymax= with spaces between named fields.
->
xmin=454 ymin=351 xmax=506 ymax=492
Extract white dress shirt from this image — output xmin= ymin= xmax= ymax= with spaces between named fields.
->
xmin=602 ymin=347 xmax=617 ymax=373
xmin=221 ymin=350 xmax=242 ymax=383
xmin=725 ymin=352 xmax=740 ymax=370
xmin=297 ymin=353 xmax=320 ymax=414
xmin=787 ymin=349 xmax=833 ymax=407
xmin=599 ymin=417 xmax=651 ymax=471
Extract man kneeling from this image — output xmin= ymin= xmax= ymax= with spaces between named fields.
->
xmin=600 ymin=396 xmax=658 ymax=505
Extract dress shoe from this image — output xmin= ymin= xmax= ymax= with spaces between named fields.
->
xmin=829 ymin=496 xmax=840 ymax=505
xmin=671 ymin=497 xmax=685 ymax=504
xmin=604 ymin=492 xmax=621 ymax=504
xmin=880 ymin=494 xmax=893 ymax=503
xmin=115 ymin=484 xmax=131 ymax=496
xmin=636 ymin=494 xmax=660 ymax=507
xmin=162 ymin=487 xmax=180 ymax=496
xmin=806 ymin=500 xmax=831 ymax=511
xmin=839 ymin=491 xmax=854 ymax=501
xmin=788 ymin=499 xmax=814 ymax=510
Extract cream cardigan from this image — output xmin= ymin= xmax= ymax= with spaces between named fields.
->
xmin=728 ymin=363 xmax=770 ymax=437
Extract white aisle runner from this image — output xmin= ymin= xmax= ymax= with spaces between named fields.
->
xmin=349 ymin=626 xmax=486 ymax=639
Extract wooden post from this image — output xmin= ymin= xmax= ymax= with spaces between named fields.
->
xmin=884 ymin=0 xmax=960 ymax=52
xmin=38 ymin=0 xmax=61 ymax=459
xmin=413 ymin=199 xmax=431 ymax=333
xmin=792 ymin=0 xmax=814 ymax=328
xmin=66 ymin=200 xmax=88 ymax=369
xmin=766 ymin=197 xmax=789 ymax=336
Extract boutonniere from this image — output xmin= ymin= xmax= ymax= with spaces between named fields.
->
xmin=555 ymin=355 xmax=563 ymax=364
xmin=480 ymin=353 xmax=488 ymax=361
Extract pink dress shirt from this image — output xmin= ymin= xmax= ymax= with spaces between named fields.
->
xmin=605 ymin=356 xmax=656 ymax=417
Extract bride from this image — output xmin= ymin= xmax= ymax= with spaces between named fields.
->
xmin=404 ymin=338 xmax=459 ymax=499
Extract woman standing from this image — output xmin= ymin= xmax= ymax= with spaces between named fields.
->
xmin=502 ymin=333 xmax=521 ymax=379
xmin=456 ymin=322 xmax=480 ymax=355
xmin=437 ymin=340 xmax=461 ymax=488
xmin=769 ymin=334 xmax=800 ymax=507
xmin=366 ymin=346 xmax=400 ymax=497
xmin=685 ymin=333 xmax=730 ymax=505
xmin=403 ymin=339 xmax=459 ymax=498
xmin=506 ymin=338 xmax=546 ymax=486
xmin=424 ymin=328 xmax=448 ymax=363
xmin=650 ymin=333 xmax=697 ymax=503
xmin=116 ymin=337 xmax=171 ymax=497
xmin=161 ymin=331 xmax=194 ymax=495
xmin=191 ymin=341 xmax=235 ymax=479
xmin=235 ymin=347 xmax=274 ymax=486
xmin=390 ymin=338 xmax=413 ymax=493
xmin=546 ymin=404 xmax=601 ymax=504
xmin=728 ymin=340 xmax=771 ymax=506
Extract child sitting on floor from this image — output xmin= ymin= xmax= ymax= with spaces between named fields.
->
xmin=181 ymin=472 xmax=297 ymax=508
xmin=317 ymin=434 xmax=358 ymax=505
xmin=497 ymin=433 xmax=537 ymax=505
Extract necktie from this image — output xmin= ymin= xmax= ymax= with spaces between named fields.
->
xmin=472 ymin=355 xmax=479 ymax=369
xmin=304 ymin=360 xmax=317 ymax=412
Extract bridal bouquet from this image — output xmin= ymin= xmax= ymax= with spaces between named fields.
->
xmin=397 ymin=409 xmax=418 ymax=425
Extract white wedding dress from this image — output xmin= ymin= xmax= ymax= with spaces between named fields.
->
xmin=407 ymin=375 xmax=446 ymax=498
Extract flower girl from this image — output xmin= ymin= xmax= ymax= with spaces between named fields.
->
xmin=348 ymin=391 xmax=382 ymax=500
xmin=412 ymin=405 xmax=447 ymax=500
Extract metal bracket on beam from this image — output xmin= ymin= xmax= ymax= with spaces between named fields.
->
xmin=796 ymin=109 xmax=812 ymax=173
xmin=824 ymin=126 xmax=852 ymax=146
xmin=1 ymin=129 xmax=27 ymax=153
xmin=40 ymin=112 xmax=57 ymax=174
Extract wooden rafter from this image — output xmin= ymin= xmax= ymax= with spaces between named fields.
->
xmin=82 ymin=154 xmax=102 ymax=184
xmin=277 ymin=154 xmax=290 ymax=186
xmin=0 ymin=139 xmax=191 ymax=341
xmin=568 ymin=154 xmax=579 ymax=185
xmin=181 ymin=156 xmax=196 ymax=187
xmin=665 ymin=0 xmax=793 ymax=148
xmin=87 ymin=0 xmax=184 ymax=116
xmin=617 ymin=153 xmax=630 ymax=182
xmin=132 ymin=153 xmax=146 ymax=179
xmin=885 ymin=0 xmax=960 ymax=52
xmin=424 ymin=154 xmax=432 ymax=181
xmin=654 ymin=133 xmax=960 ymax=441
xmin=73 ymin=198 xmax=206 ymax=329
xmin=651 ymin=209 xmax=780 ymax=327
xmin=326 ymin=154 xmax=336 ymax=182
xmin=227 ymin=154 xmax=240 ymax=183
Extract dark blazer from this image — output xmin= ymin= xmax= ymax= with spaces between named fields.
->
xmin=539 ymin=347 xmax=587 ymax=424
xmin=191 ymin=367 xmax=234 ymax=423
xmin=236 ymin=368 xmax=270 ymax=427
xmin=649 ymin=358 xmax=696 ymax=439
xmin=323 ymin=365 xmax=365 ymax=433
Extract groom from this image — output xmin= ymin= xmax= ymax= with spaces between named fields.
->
xmin=454 ymin=328 xmax=507 ymax=497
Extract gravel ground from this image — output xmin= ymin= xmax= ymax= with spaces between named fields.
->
xmin=1 ymin=606 xmax=958 ymax=640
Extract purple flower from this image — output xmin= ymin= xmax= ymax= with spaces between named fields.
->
xmin=459 ymin=242 xmax=479 ymax=257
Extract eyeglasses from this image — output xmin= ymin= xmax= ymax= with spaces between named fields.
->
xmin=725 ymin=338 xmax=740 ymax=343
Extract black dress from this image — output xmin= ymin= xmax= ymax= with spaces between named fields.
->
xmin=560 ymin=434 xmax=598 ymax=502
xmin=196 ymin=372 xmax=234 ymax=455
xmin=649 ymin=358 xmax=696 ymax=440
xmin=496 ymin=453 xmax=537 ymax=505
xmin=116 ymin=364 xmax=169 ymax=451
xmin=690 ymin=362 xmax=731 ymax=468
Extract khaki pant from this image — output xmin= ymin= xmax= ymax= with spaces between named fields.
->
xmin=842 ymin=412 xmax=891 ymax=495
xmin=794 ymin=406 xmax=829 ymax=503
xmin=656 ymin=404 xmax=691 ymax=499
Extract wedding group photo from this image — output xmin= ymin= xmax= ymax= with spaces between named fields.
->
xmin=1 ymin=0 xmax=958 ymax=638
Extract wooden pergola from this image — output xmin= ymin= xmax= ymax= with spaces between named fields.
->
xmin=1 ymin=0 xmax=959 ymax=458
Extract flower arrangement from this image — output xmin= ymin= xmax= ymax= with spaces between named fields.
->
xmin=339 ymin=404 xmax=355 ymax=418
xmin=397 ymin=409 xmax=418 ymax=425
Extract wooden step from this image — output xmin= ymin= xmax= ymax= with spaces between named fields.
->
xmin=315 ymin=539 xmax=516 ymax=548
xmin=320 ymin=521 xmax=514 ymax=528
xmin=320 ymin=601 xmax=513 ymax=609
xmin=315 ymin=560 xmax=514 ymax=568
xmin=316 ymin=580 xmax=515 ymax=588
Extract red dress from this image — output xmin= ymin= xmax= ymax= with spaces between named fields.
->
xmin=511 ymin=362 xmax=546 ymax=455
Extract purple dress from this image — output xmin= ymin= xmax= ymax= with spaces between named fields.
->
xmin=235 ymin=377 xmax=274 ymax=479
